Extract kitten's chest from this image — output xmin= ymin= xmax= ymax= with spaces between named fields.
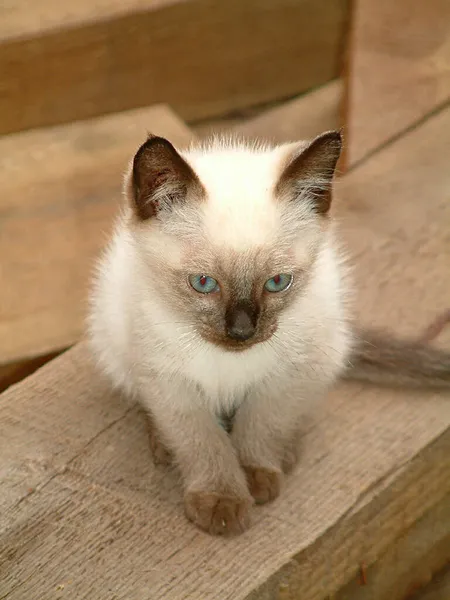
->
xmin=184 ymin=343 xmax=276 ymax=412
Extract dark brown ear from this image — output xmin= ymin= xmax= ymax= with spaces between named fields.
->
xmin=276 ymin=130 xmax=342 ymax=215
xmin=131 ymin=135 xmax=203 ymax=220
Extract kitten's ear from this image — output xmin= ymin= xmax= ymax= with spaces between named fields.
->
xmin=130 ymin=135 xmax=204 ymax=220
xmin=276 ymin=130 xmax=342 ymax=215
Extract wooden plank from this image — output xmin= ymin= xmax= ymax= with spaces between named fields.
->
xmin=0 ymin=105 xmax=193 ymax=377
xmin=415 ymin=567 xmax=450 ymax=600
xmin=1 ymin=103 xmax=450 ymax=598
xmin=345 ymin=0 xmax=450 ymax=167
xmin=234 ymin=79 xmax=342 ymax=144
xmin=0 ymin=0 xmax=349 ymax=135
xmin=333 ymin=494 xmax=450 ymax=599
xmin=0 ymin=351 xmax=61 ymax=394
xmin=193 ymin=80 xmax=342 ymax=142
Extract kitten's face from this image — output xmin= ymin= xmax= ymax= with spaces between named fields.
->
xmin=160 ymin=239 xmax=318 ymax=351
xmin=128 ymin=133 xmax=341 ymax=351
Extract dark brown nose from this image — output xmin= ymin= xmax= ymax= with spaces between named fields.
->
xmin=225 ymin=303 xmax=258 ymax=341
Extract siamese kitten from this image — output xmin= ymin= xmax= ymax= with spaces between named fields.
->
xmin=88 ymin=132 xmax=450 ymax=536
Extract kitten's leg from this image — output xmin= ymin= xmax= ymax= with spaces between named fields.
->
xmin=143 ymin=381 xmax=253 ymax=535
xmin=145 ymin=412 xmax=172 ymax=466
xmin=231 ymin=379 xmax=324 ymax=504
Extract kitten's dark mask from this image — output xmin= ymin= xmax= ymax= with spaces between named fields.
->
xmin=187 ymin=271 xmax=293 ymax=349
xmin=129 ymin=131 xmax=342 ymax=351
xmin=157 ymin=252 xmax=310 ymax=352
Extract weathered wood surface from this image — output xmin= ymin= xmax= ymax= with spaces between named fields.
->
xmin=345 ymin=0 xmax=450 ymax=167
xmin=415 ymin=567 xmax=450 ymax=600
xmin=0 ymin=105 xmax=192 ymax=379
xmin=0 ymin=351 xmax=60 ymax=395
xmin=234 ymin=79 xmax=343 ymax=144
xmin=1 ymin=107 xmax=450 ymax=598
xmin=195 ymin=80 xmax=342 ymax=144
xmin=333 ymin=494 xmax=450 ymax=600
xmin=0 ymin=0 xmax=349 ymax=135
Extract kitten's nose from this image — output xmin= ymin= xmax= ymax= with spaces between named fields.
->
xmin=226 ymin=304 xmax=257 ymax=341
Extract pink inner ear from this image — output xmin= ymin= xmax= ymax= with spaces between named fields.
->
xmin=153 ymin=168 xmax=172 ymax=184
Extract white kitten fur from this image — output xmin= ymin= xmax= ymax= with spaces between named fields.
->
xmin=87 ymin=134 xmax=450 ymax=536
xmin=88 ymin=139 xmax=353 ymax=418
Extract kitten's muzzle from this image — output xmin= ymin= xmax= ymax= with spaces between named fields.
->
xmin=225 ymin=302 xmax=258 ymax=342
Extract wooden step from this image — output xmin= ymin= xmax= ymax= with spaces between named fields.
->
xmin=414 ymin=566 xmax=450 ymax=600
xmin=194 ymin=80 xmax=342 ymax=143
xmin=0 ymin=0 xmax=349 ymax=136
xmin=234 ymin=79 xmax=343 ymax=143
xmin=0 ymin=105 xmax=193 ymax=389
xmin=1 ymin=102 xmax=449 ymax=599
xmin=344 ymin=0 xmax=450 ymax=167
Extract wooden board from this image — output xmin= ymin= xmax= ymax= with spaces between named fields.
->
xmin=194 ymin=80 xmax=342 ymax=143
xmin=1 ymin=102 xmax=450 ymax=598
xmin=415 ymin=567 xmax=450 ymax=600
xmin=0 ymin=0 xmax=349 ymax=135
xmin=0 ymin=351 xmax=60 ymax=395
xmin=333 ymin=495 xmax=450 ymax=599
xmin=345 ymin=0 xmax=450 ymax=167
xmin=0 ymin=105 xmax=192 ymax=378
xmin=234 ymin=79 xmax=342 ymax=144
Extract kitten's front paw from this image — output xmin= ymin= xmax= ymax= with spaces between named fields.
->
xmin=184 ymin=490 xmax=253 ymax=535
xmin=243 ymin=467 xmax=282 ymax=504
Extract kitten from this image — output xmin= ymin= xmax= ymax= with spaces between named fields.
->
xmin=88 ymin=132 xmax=450 ymax=536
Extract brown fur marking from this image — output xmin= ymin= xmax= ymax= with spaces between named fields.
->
xmin=132 ymin=135 xmax=205 ymax=220
xmin=347 ymin=327 xmax=450 ymax=388
xmin=165 ymin=250 xmax=307 ymax=353
xmin=275 ymin=130 xmax=342 ymax=214
xmin=184 ymin=490 xmax=253 ymax=535
xmin=243 ymin=466 xmax=282 ymax=504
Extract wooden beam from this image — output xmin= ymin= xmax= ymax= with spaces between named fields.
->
xmin=0 ymin=0 xmax=350 ymax=135
xmin=233 ymin=79 xmax=343 ymax=144
xmin=194 ymin=80 xmax=343 ymax=143
xmin=0 ymin=351 xmax=62 ymax=394
xmin=414 ymin=566 xmax=450 ymax=600
xmin=1 ymin=105 xmax=450 ymax=598
xmin=332 ymin=493 xmax=450 ymax=599
xmin=0 ymin=105 xmax=193 ymax=383
xmin=344 ymin=0 xmax=450 ymax=167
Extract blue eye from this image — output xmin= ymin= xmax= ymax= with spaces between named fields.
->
xmin=189 ymin=274 xmax=219 ymax=294
xmin=264 ymin=274 xmax=293 ymax=293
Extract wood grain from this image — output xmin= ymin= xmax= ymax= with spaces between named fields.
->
xmin=345 ymin=0 xmax=450 ymax=167
xmin=195 ymin=80 xmax=342 ymax=144
xmin=1 ymin=104 xmax=450 ymax=598
xmin=0 ymin=351 xmax=61 ymax=394
xmin=0 ymin=0 xmax=349 ymax=135
xmin=333 ymin=494 xmax=450 ymax=599
xmin=0 ymin=105 xmax=192 ymax=374
xmin=414 ymin=566 xmax=450 ymax=600
xmin=234 ymin=79 xmax=343 ymax=144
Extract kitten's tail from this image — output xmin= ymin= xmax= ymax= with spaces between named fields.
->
xmin=345 ymin=310 xmax=450 ymax=389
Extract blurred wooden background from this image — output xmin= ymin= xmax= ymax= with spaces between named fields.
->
xmin=0 ymin=1 xmax=449 ymax=599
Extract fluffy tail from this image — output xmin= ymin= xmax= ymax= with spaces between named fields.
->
xmin=344 ymin=311 xmax=450 ymax=389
